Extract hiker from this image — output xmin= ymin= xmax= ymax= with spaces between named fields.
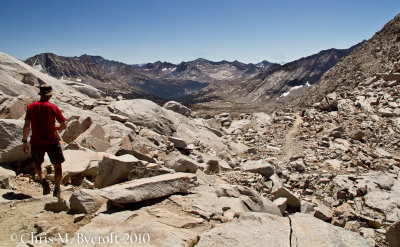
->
xmin=22 ymin=84 xmax=67 ymax=198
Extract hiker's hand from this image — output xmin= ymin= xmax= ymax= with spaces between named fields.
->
xmin=23 ymin=142 xmax=29 ymax=153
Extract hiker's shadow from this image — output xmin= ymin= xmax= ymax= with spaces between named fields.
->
xmin=2 ymin=192 xmax=32 ymax=200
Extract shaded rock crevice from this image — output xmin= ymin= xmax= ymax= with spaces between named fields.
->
xmin=289 ymin=215 xmax=295 ymax=247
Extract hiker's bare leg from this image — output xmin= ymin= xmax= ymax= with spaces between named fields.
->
xmin=35 ymin=161 xmax=50 ymax=195
xmin=54 ymin=164 xmax=62 ymax=188
xmin=34 ymin=162 xmax=44 ymax=180
xmin=53 ymin=164 xmax=62 ymax=198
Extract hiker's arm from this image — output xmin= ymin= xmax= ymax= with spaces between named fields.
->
xmin=59 ymin=121 xmax=66 ymax=131
xmin=23 ymin=120 xmax=30 ymax=141
xmin=55 ymin=121 xmax=66 ymax=131
xmin=22 ymin=120 xmax=30 ymax=153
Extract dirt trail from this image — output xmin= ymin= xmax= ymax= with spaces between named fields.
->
xmin=0 ymin=177 xmax=89 ymax=246
xmin=277 ymin=113 xmax=304 ymax=163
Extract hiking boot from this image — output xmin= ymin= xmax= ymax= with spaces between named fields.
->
xmin=41 ymin=178 xmax=50 ymax=195
xmin=53 ymin=186 xmax=60 ymax=198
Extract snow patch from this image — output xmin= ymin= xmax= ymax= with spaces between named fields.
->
xmin=279 ymin=82 xmax=311 ymax=98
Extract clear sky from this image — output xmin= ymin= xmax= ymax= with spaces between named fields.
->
xmin=1 ymin=0 xmax=399 ymax=64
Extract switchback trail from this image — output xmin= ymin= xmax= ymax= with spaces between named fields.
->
xmin=277 ymin=113 xmax=304 ymax=163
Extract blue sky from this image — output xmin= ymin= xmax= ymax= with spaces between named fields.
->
xmin=1 ymin=0 xmax=399 ymax=64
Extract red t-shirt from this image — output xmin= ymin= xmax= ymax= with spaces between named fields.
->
xmin=25 ymin=101 xmax=66 ymax=146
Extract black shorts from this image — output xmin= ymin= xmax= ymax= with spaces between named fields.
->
xmin=31 ymin=142 xmax=65 ymax=165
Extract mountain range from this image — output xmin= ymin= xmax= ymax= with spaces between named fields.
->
xmin=24 ymin=53 xmax=164 ymax=103
xmin=187 ymin=45 xmax=361 ymax=105
xmin=25 ymin=45 xmax=357 ymax=105
xmin=26 ymin=55 xmax=275 ymax=100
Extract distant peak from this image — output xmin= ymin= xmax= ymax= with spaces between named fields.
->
xmin=37 ymin=52 xmax=59 ymax=58
xmin=194 ymin=58 xmax=209 ymax=63
xmin=79 ymin=54 xmax=105 ymax=60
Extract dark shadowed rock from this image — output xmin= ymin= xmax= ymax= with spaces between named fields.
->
xmin=272 ymin=187 xmax=301 ymax=211
xmin=242 ymin=160 xmax=274 ymax=178
xmin=168 ymin=136 xmax=188 ymax=149
xmin=314 ymin=204 xmax=333 ymax=222
xmin=319 ymin=93 xmax=338 ymax=111
xmin=0 ymin=119 xmax=30 ymax=164
xmin=274 ymin=197 xmax=287 ymax=214
xmin=164 ymin=152 xmax=206 ymax=173
xmin=349 ymin=129 xmax=366 ymax=140
xmin=386 ymin=220 xmax=400 ymax=247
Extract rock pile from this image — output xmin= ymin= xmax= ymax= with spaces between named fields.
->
xmin=241 ymin=70 xmax=399 ymax=246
